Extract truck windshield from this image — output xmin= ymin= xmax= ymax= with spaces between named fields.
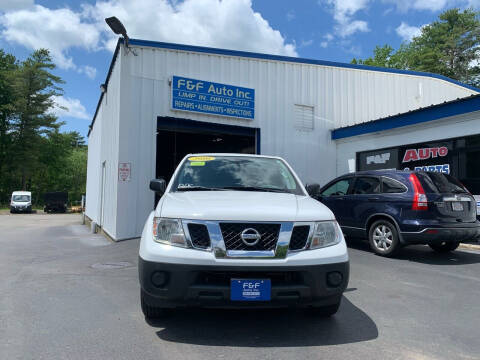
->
xmin=171 ymin=156 xmax=304 ymax=195
xmin=12 ymin=195 xmax=30 ymax=202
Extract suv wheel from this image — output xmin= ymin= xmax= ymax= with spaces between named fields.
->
xmin=429 ymin=242 xmax=460 ymax=253
xmin=140 ymin=289 xmax=170 ymax=319
xmin=368 ymin=219 xmax=400 ymax=257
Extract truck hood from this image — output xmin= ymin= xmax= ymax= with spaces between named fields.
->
xmin=157 ymin=191 xmax=335 ymax=222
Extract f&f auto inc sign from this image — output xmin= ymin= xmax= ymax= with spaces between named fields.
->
xmin=171 ymin=76 xmax=255 ymax=120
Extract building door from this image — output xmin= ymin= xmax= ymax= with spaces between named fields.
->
xmin=99 ymin=161 xmax=106 ymax=227
xmin=156 ymin=117 xmax=259 ymax=182
xmin=154 ymin=117 xmax=260 ymax=207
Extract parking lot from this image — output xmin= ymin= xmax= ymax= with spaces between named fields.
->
xmin=1 ymin=214 xmax=479 ymax=360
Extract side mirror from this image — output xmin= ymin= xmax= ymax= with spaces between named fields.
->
xmin=305 ymin=183 xmax=321 ymax=199
xmin=149 ymin=178 xmax=166 ymax=195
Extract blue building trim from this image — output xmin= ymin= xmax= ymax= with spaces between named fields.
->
xmin=331 ymin=95 xmax=480 ymax=140
xmin=128 ymin=38 xmax=480 ymax=93
xmin=89 ymin=37 xmax=479 ymax=137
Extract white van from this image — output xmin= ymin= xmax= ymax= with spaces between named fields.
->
xmin=10 ymin=191 xmax=32 ymax=213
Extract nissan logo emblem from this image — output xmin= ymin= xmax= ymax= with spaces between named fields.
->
xmin=240 ymin=228 xmax=262 ymax=246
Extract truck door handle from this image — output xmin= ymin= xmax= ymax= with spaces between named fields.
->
xmin=368 ymin=197 xmax=380 ymax=201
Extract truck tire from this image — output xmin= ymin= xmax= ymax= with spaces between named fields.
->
xmin=429 ymin=242 xmax=460 ymax=253
xmin=368 ymin=219 xmax=401 ymax=257
xmin=309 ymin=302 xmax=340 ymax=317
xmin=140 ymin=289 xmax=170 ymax=319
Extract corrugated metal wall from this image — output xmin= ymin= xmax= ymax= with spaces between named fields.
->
xmin=85 ymin=55 xmax=122 ymax=238
xmin=87 ymin=43 xmax=477 ymax=239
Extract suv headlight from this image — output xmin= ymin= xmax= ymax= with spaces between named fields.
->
xmin=152 ymin=217 xmax=189 ymax=248
xmin=309 ymin=221 xmax=342 ymax=249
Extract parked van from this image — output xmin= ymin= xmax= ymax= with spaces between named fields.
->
xmin=10 ymin=191 xmax=32 ymax=213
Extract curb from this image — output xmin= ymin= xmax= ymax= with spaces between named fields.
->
xmin=459 ymin=243 xmax=480 ymax=251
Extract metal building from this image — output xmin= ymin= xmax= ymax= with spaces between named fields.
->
xmin=86 ymin=38 xmax=479 ymax=241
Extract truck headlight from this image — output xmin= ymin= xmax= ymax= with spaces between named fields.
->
xmin=310 ymin=221 xmax=341 ymax=249
xmin=152 ymin=217 xmax=188 ymax=248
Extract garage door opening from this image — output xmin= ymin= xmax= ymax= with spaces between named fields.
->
xmin=156 ymin=117 xmax=260 ymax=185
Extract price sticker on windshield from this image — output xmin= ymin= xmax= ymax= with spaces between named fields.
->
xmin=190 ymin=161 xmax=205 ymax=166
xmin=188 ymin=156 xmax=215 ymax=161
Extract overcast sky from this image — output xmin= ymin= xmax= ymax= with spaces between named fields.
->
xmin=1 ymin=0 xmax=479 ymax=139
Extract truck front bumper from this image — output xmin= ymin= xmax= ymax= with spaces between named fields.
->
xmin=139 ymin=257 xmax=349 ymax=308
xmin=10 ymin=205 xmax=32 ymax=213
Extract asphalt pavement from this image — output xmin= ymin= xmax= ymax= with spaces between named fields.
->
xmin=1 ymin=214 xmax=479 ymax=360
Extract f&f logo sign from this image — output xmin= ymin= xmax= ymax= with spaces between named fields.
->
xmin=366 ymin=152 xmax=390 ymax=165
xmin=403 ymin=147 xmax=448 ymax=163
xmin=243 ymin=282 xmax=261 ymax=289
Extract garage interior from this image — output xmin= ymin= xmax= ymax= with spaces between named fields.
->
xmin=156 ymin=117 xmax=260 ymax=183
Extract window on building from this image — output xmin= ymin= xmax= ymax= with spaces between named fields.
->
xmin=294 ymin=104 xmax=314 ymax=131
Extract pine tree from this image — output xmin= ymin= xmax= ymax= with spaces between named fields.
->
xmin=10 ymin=49 xmax=64 ymax=189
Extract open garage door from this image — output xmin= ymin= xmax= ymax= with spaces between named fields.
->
xmin=156 ymin=117 xmax=260 ymax=185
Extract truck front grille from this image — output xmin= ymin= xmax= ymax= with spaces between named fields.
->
xmin=197 ymin=270 xmax=302 ymax=286
xmin=219 ymin=223 xmax=281 ymax=251
xmin=188 ymin=223 xmax=211 ymax=249
xmin=289 ymin=225 xmax=310 ymax=250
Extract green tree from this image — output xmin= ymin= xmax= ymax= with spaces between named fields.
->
xmin=0 ymin=50 xmax=18 ymax=199
xmin=352 ymin=8 xmax=480 ymax=86
xmin=10 ymin=49 xmax=64 ymax=189
xmin=352 ymin=45 xmax=396 ymax=67
xmin=0 ymin=48 xmax=88 ymax=206
xmin=65 ymin=147 xmax=87 ymax=203
xmin=30 ymin=130 xmax=87 ymax=205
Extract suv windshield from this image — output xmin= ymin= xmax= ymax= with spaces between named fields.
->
xmin=419 ymin=172 xmax=468 ymax=194
xmin=171 ymin=156 xmax=304 ymax=195
xmin=12 ymin=195 xmax=30 ymax=202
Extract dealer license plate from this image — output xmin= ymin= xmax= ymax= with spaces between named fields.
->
xmin=230 ymin=279 xmax=271 ymax=301
xmin=452 ymin=202 xmax=464 ymax=211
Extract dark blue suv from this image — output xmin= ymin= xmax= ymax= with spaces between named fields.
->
xmin=308 ymin=170 xmax=480 ymax=257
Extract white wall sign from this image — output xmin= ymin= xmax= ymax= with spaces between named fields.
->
xmin=118 ymin=162 xmax=131 ymax=182
xmin=348 ymin=158 xmax=356 ymax=173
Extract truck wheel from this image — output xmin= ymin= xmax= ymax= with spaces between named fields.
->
xmin=368 ymin=219 xmax=401 ymax=257
xmin=141 ymin=290 xmax=170 ymax=319
xmin=309 ymin=302 xmax=340 ymax=317
xmin=429 ymin=242 xmax=460 ymax=253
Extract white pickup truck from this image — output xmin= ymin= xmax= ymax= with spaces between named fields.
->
xmin=139 ymin=154 xmax=349 ymax=318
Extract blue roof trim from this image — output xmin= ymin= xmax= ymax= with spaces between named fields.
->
xmin=89 ymin=37 xmax=480 ymax=137
xmin=128 ymin=38 xmax=480 ymax=93
xmin=331 ymin=95 xmax=480 ymax=140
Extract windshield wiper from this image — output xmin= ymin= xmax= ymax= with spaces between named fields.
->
xmin=221 ymin=186 xmax=289 ymax=193
xmin=176 ymin=186 xmax=226 ymax=192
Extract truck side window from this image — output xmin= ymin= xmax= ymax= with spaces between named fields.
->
xmin=321 ymin=178 xmax=353 ymax=196
xmin=352 ymin=177 xmax=381 ymax=194
xmin=382 ymin=177 xmax=407 ymax=193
